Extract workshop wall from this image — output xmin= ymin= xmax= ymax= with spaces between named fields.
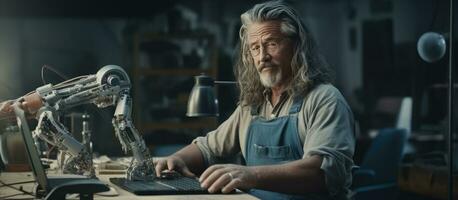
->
xmin=0 ymin=0 xmax=447 ymax=156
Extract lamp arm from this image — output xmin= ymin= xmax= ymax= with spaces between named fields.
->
xmin=214 ymin=81 xmax=237 ymax=84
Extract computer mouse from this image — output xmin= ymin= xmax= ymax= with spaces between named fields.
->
xmin=159 ymin=170 xmax=181 ymax=179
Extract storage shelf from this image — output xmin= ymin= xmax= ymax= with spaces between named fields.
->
xmin=138 ymin=32 xmax=214 ymax=41
xmin=140 ymin=120 xmax=217 ymax=131
xmin=133 ymin=68 xmax=215 ymax=76
xmin=131 ymin=31 xmax=218 ymax=136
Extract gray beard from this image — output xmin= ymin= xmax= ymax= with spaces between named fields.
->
xmin=259 ymin=70 xmax=282 ymax=88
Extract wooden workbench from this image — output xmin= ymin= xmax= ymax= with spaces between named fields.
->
xmin=0 ymin=172 xmax=258 ymax=200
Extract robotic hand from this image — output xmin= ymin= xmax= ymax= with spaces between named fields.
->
xmin=0 ymin=65 xmax=155 ymax=180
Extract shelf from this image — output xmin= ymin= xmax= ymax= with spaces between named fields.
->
xmin=138 ymin=32 xmax=215 ymax=41
xmin=140 ymin=119 xmax=217 ymax=132
xmin=131 ymin=31 xmax=218 ymax=139
xmin=133 ymin=68 xmax=215 ymax=76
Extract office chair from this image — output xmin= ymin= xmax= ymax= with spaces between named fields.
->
xmin=351 ymin=128 xmax=407 ymax=200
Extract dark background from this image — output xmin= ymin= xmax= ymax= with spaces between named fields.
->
xmin=0 ymin=0 xmax=456 ymax=164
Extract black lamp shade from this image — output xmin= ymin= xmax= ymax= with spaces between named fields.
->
xmin=186 ymin=75 xmax=219 ymax=117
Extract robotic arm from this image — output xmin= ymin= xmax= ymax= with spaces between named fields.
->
xmin=0 ymin=65 xmax=155 ymax=180
xmin=113 ymin=93 xmax=154 ymax=180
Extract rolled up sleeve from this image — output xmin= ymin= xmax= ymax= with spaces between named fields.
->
xmin=193 ymin=134 xmax=216 ymax=166
xmin=192 ymin=106 xmax=244 ymax=166
xmin=304 ymin=95 xmax=355 ymax=198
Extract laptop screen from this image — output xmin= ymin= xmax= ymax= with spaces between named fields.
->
xmin=13 ymin=103 xmax=48 ymax=190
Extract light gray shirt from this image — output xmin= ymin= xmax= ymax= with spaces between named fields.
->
xmin=193 ymin=84 xmax=355 ymax=199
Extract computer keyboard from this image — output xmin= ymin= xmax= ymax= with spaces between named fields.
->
xmin=110 ymin=176 xmax=209 ymax=195
xmin=156 ymin=176 xmax=204 ymax=191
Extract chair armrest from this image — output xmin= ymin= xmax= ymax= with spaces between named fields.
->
xmin=352 ymin=169 xmax=376 ymax=188
xmin=350 ymin=182 xmax=397 ymax=199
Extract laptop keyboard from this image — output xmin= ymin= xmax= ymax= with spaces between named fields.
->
xmin=110 ymin=177 xmax=208 ymax=195
xmin=156 ymin=177 xmax=203 ymax=190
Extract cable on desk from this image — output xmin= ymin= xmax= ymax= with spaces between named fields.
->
xmin=0 ymin=192 xmax=35 ymax=199
xmin=0 ymin=180 xmax=36 ymax=187
xmin=0 ymin=179 xmax=35 ymax=197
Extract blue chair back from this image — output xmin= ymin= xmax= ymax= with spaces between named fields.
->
xmin=360 ymin=128 xmax=407 ymax=184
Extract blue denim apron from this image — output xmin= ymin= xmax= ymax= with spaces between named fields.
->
xmin=245 ymin=96 xmax=307 ymax=200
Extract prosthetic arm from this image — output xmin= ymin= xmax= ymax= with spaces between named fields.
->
xmin=0 ymin=65 xmax=155 ymax=180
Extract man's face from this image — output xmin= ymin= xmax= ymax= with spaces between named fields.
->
xmin=247 ymin=20 xmax=294 ymax=88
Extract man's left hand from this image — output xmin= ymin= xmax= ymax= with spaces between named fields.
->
xmin=199 ymin=164 xmax=258 ymax=193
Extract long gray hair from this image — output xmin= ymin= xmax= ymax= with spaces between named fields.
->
xmin=235 ymin=0 xmax=332 ymax=106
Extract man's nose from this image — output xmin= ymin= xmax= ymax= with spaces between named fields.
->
xmin=259 ymin=45 xmax=271 ymax=62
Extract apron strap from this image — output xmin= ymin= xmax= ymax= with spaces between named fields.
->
xmin=251 ymin=95 xmax=303 ymax=116
xmin=288 ymin=95 xmax=303 ymax=114
xmin=250 ymin=104 xmax=260 ymax=116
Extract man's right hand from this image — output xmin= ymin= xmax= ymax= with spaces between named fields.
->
xmin=154 ymin=155 xmax=196 ymax=178
xmin=0 ymin=100 xmax=14 ymax=118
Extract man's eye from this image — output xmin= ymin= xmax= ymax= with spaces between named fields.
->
xmin=251 ymin=46 xmax=260 ymax=51
xmin=268 ymin=42 xmax=278 ymax=46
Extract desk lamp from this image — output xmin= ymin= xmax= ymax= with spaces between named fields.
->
xmin=186 ymin=74 xmax=236 ymax=117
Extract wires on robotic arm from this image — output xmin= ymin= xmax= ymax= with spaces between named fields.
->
xmin=1 ymin=65 xmax=156 ymax=180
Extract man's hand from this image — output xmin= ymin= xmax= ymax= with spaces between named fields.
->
xmin=152 ymin=144 xmax=205 ymax=178
xmin=154 ymin=155 xmax=196 ymax=178
xmin=0 ymin=100 xmax=14 ymax=118
xmin=199 ymin=164 xmax=258 ymax=193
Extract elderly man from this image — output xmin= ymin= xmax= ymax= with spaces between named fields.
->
xmin=155 ymin=1 xmax=355 ymax=199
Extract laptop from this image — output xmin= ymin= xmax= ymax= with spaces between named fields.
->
xmin=13 ymin=103 xmax=109 ymax=199
xmin=109 ymin=175 xmax=209 ymax=195
xmin=109 ymin=157 xmax=210 ymax=195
